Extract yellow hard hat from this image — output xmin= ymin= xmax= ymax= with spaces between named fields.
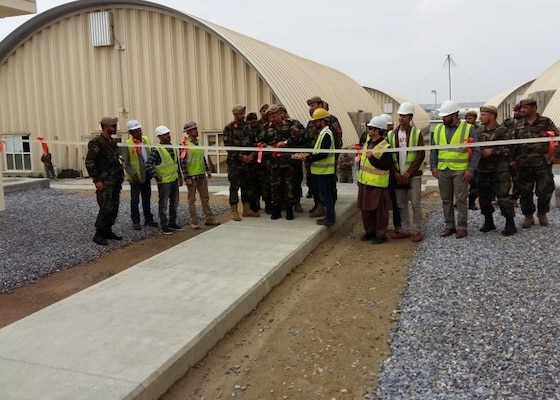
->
xmin=311 ymin=107 xmax=330 ymax=121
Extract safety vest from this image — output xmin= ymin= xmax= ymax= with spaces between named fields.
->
xmin=387 ymin=127 xmax=423 ymax=173
xmin=433 ymin=121 xmax=471 ymax=171
xmin=154 ymin=147 xmax=179 ymax=183
xmin=357 ymin=138 xmax=390 ymax=188
xmin=310 ymin=127 xmax=335 ymax=175
xmin=124 ymin=136 xmax=151 ymax=181
xmin=185 ymin=138 xmax=206 ymax=176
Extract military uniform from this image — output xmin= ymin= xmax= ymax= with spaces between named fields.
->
xmin=337 ymin=152 xmax=354 ymax=183
xmin=85 ymin=129 xmax=124 ymax=242
xmin=281 ymin=117 xmax=305 ymax=209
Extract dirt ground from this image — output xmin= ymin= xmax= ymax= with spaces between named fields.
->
xmin=0 ymin=190 xmax=439 ymax=399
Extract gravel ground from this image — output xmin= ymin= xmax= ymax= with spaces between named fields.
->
xmin=0 ymin=188 xmax=227 ymax=293
xmin=374 ymin=207 xmax=560 ymax=399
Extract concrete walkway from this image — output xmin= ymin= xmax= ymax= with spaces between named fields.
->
xmin=0 ymin=183 xmax=357 ymax=400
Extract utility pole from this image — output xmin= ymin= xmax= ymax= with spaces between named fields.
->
xmin=442 ymin=54 xmax=456 ymax=99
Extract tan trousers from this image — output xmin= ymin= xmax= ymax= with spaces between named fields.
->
xmin=186 ymin=176 xmax=214 ymax=224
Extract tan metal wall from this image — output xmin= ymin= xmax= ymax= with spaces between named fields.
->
xmin=0 ymin=5 xmax=277 ymax=175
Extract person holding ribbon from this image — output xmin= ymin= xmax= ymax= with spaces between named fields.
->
xmin=122 ymin=119 xmax=158 ymax=230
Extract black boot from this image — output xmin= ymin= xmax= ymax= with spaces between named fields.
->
xmin=264 ymin=199 xmax=273 ymax=215
xmin=93 ymin=230 xmax=108 ymax=246
xmin=502 ymin=217 xmax=518 ymax=236
xmin=250 ymin=199 xmax=260 ymax=213
xmin=469 ymin=195 xmax=478 ymax=210
xmin=285 ymin=204 xmax=294 ymax=220
xmin=270 ymin=204 xmax=281 ymax=220
xmin=480 ymin=214 xmax=496 ymax=232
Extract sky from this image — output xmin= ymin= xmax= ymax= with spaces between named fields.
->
xmin=1 ymin=0 xmax=560 ymax=105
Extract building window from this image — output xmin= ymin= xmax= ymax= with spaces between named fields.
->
xmin=2 ymin=134 xmax=32 ymax=171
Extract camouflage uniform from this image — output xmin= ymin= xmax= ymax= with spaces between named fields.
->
xmin=85 ymin=135 xmax=124 ymax=238
xmin=337 ymin=152 xmax=354 ymax=183
xmin=513 ymin=114 xmax=559 ymax=216
xmin=223 ymin=120 xmax=258 ymax=206
xmin=282 ymin=117 xmax=306 ymax=205
xmin=477 ymin=123 xmax=514 ymax=218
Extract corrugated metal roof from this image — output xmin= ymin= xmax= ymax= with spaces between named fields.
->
xmin=525 ymin=59 xmax=560 ymax=125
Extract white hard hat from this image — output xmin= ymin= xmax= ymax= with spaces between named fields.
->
xmin=366 ymin=116 xmax=387 ymax=131
xmin=155 ymin=125 xmax=171 ymax=136
xmin=381 ymin=114 xmax=393 ymax=125
xmin=397 ymin=102 xmax=415 ymax=115
xmin=438 ymin=100 xmax=460 ymax=117
xmin=127 ymin=119 xmax=141 ymax=131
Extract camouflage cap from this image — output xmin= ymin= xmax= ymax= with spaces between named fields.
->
xmin=266 ymin=104 xmax=280 ymax=114
xmin=465 ymin=110 xmax=478 ymax=118
xmin=307 ymin=96 xmax=323 ymax=105
xmin=278 ymin=104 xmax=287 ymax=112
xmin=182 ymin=120 xmax=198 ymax=132
xmin=520 ymin=97 xmax=537 ymax=106
xmin=100 ymin=116 xmax=118 ymax=126
xmin=259 ymin=103 xmax=269 ymax=112
xmin=513 ymin=103 xmax=521 ymax=112
xmin=246 ymin=112 xmax=258 ymax=121
xmin=232 ymin=104 xmax=246 ymax=114
xmin=480 ymin=105 xmax=498 ymax=115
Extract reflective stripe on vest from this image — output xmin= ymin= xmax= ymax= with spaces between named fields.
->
xmin=125 ymin=136 xmax=151 ymax=180
xmin=433 ymin=121 xmax=471 ymax=170
xmin=186 ymin=138 xmax=206 ymax=176
xmin=356 ymin=139 xmax=390 ymax=187
xmin=155 ymin=147 xmax=179 ymax=183
xmin=310 ymin=127 xmax=335 ymax=175
xmin=387 ymin=128 xmax=422 ymax=172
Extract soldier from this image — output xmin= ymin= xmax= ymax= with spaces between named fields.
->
xmin=386 ymin=102 xmax=425 ymax=242
xmin=337 ymin=151 xmax=354 ymax=183
xmin=477 ymin=105 xmax=516 ymax=236
xmin=512 ymin=97 xmax=560 ymax=228
xmin=146 ymin=126 xmax=184 ymax=235
xmin=430 ymin=100 xmax=480 ymax=239
xmin=40 ymin=152 xmax=56 ymax=179
xmin=85 ymin=116 xmax=124 ymax=246
xmin=180 ymin=120 xmax=220 ymax=230
xmin=121 ymin=119 xmax=158 ymax=230
xmin=504 ymin=103 xmax=522 ymax=206
xmin=464 ymin=110 xmax=480 ymax=210
xmin=223 ymin=105 xmax=260 ymax=221
xmin=257 ymin=104 xmax=269 ymax=127
xmin=246 ymin=112 xmax=265 ymax=212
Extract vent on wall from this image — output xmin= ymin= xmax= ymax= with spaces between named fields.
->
xmin=89 ymin=11 xmax=113 ymax=47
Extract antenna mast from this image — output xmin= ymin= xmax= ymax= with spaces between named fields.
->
xmin=442 ymin=54 xmax=457 ymax=99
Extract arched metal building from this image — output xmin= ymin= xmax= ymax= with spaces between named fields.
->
xmin=0 ymin=0 xmax=382 ymax=176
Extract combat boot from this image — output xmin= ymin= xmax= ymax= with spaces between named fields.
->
xmin=309 ymin=203 xmax=326 ymax=218
xmin=264 ymin=199 xmax=273 ymax=215
xmin=250 ymin=199 xmax=260 ymax=213
xmin=468 ymin=195 xmax=478 ymax=210
xmin=537 ymin=212 xmax=549 ymax=226
xmin=271 ymin=204 xmax=281 ymax=220
xmin=479 ymin=214 xmax=496 ymax=232
xmin=521 ymin=214 xmax=534 ymax=228
xmin=286 ymin=204 xmax=294 ymax=220
xmin=502 ymin=217 xmax=518 ymax=236
xmin=93 ymin=230 xmax=108 ymax=246
xmin=242 ymin=202 xmax=260 ymax=217
xmin=230 ymin=204 xmax=241 ymax=221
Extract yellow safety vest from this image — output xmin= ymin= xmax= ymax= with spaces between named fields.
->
xmin=124 ymin=136 xmax=151 ymax=181
xmin=154 ymin=147 xmax=179 ymax=183
xmin=387 ymin=128 xmax=423 ymax=173
xmin=185 ymin=138 xmax=206 ymax=176
xmin=357 ymin=138 xmax=390 ymax=188
xmin=310 ymin=127 xmax=335 ymax=175
xmin=433 ymin=121 xmax=471 ymax=170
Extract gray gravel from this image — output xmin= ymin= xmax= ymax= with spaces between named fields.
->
xmin=0 ymin=188 xmax=227 ymax=294
xmin=374 ymin=207 xmax=560 ymax=399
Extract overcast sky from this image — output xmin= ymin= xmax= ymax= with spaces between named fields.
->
xmin=2 ymin=0 xmax=560 ymax=105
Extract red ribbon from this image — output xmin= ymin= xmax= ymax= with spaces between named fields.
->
xmin=37 ymin=136 xmax=49 ymax=155
xmin=132 ymin=138 xmax=142 ymax=154
xmin=180 ymin=137 xmax=189 ymax=160
xmin=257 ymin=143 xmax=263 ymax=164
xmin=0 ymin=139 xmax=5 ymax=152
xmin=546 ymin=131 xmax=557 ymax=157
xmin=465 ymin=137 xmax=474 ymax=158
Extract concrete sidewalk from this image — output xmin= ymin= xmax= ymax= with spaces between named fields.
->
xmin=0 ymin=184 xmax=357 ymax=400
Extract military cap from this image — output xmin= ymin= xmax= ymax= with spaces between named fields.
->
xmin=231 ymin=104 xmax=246 ymax=114
xmin=266 ymin=104 xmax=280 ymax=114
xmin=182 ymin=120 xmax=198 ymax=132
xmin=513 ymin=103 xmax=521 ymax=112
xmin=479 ymin=105 xmax=498 ymax=114
xmin=307 ymin=96 xmax=323 ymax=105
xmin=259 ymin=104 xmax=269 ymax=112
xmin=100 ymin=116 xmax=118 ymax=126
xmin=465 ymin=110 xmax=478 ymax=118
xmin=278 ymin=104 xmax=287 ymax=111
xmin=246 ymin=112 xmax=258 ymax=121
xmin=520 ymin=97 xmax=537 ymax=106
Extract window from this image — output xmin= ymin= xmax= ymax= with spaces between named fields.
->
xmin=2 ymin=134 xmax=32 ymax=171
xmin=203 ymin=130 xmax=227 ymax=175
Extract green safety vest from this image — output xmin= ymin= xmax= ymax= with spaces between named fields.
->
xmin=185 ymin=138 xmax=206 ymax=176
xmin=124 ymin=136 xmax=151 ymax=181
xmin=357 ymin=139 xmax=390 ymax=188
xmin=433 ymin=121 xmax=471 ymax=171
xmin=387 ymin=127 xmax=423 ymax=173
xmin=310 ymin=127 xmax=335 ymax=175
xmin=154 ymin=147 xmax=179 ymax=183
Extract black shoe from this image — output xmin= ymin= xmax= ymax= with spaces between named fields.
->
xmin=145 ymin=220 xmax=159 ymax=227
xmin=106 ymin=231 xmax=123 ymax=240
xmin=360 ymin=233 xmax=376 ymax=241
xmin=479 ymin=223 xmax=496 ymax=232
xmin=132 ymin=223 xmax=142 ymax=231
xmin=316 ymin=218 xmax=335 ymax=226
xmin=502 ymin=218 xmax=518 ymax=236
xmin=371 ymin=236 xmax=388 ymax=244
xmin=286 ymin=205 xmax=294 ymax=220
xmin=168 ymin=223 xmax=184 ymax=231
xmin=306 ymin=191 xmax=313 ymax=199
xmin=264 ymin=200 xmax=273 ymax=215
xmin=271 ymin=205 xmax=281 ymax=220
xmin=160 ymin=226 xmax=173 ymax=235
xmin=93 ymin=234 xmax=108 ymax=246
